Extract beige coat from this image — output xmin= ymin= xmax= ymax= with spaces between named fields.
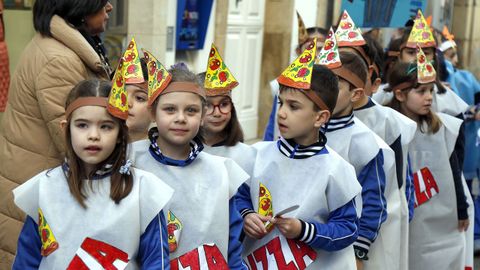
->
xmin=0 ymin=15 xmax=109 ymax=268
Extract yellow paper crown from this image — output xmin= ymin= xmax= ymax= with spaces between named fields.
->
xmin=204 ymin=44 xmax=239 ymax=95
xmin=108 ymin=58 xmax=129 ymax=120
xmin=406 ymin=10 xmax=436 ymax=48
xmin=417 ymin=45 xmax=436 ymax=84
xmin=297 ymin=11 xmax=309 ymax=46
xmin=123 ymin=38 xmax=145 ymax=84
xmin=317 ymin=28 xmax=341 ymax=69
xmin=142 ymin=49 xmax=172 ymax=106
xmin=277 ymin=38 xmax=317 ymax=89
xmin=335 ymin=10 xmax=366 ymax=47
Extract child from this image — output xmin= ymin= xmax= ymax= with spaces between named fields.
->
xmin=373 ymin=10 xmax=468 ymax=119
xmin=386 ymin=48 xmax=469 ymax=270
xmin=12 ymin=76 xmax=173 ymax=269
xmin=339 ymin=20 xmax=417 ymax=269
xmin=198 ymin=44 xmax=256 ymax=175
xmin=237 ymin=38 xmax=362 ymax=269
xmin=130 ymin=51 xmax=249 ymax=269
xmin=318 ymin=28 xmax=388 ymax=269
xmin=263 ymin=11 xmax=328 ymax=141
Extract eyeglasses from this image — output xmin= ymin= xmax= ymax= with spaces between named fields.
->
xmin=206 ymin=100 xmax=232 ymax=115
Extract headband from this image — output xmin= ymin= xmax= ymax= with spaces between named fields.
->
xmin=299 ymin=89 xmax=330 ymax=112
xmin=332 ymin=66 xmax=366 ymax=89
xmin=65 ymin=97 xmax=109 ymax=119
xmin=161 ymin=82 xmax=206 ymax=99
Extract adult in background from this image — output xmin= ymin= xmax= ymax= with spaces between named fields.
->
xmin=0 ymin=0 xmax=9 ymax=112
xmin=0 ymin=0 xmax=112 ymax=267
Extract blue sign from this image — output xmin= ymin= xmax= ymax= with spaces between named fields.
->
xmin=176 ymin=0 xmax=214 ymax=50
xmin=341 ymin=0 xmax=427 ymax=27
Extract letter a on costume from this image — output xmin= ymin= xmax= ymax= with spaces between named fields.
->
xmin=67 ymin=237 xmax=129 ymax=270
xmin=413 ymin=167 xmax=439 ymax=207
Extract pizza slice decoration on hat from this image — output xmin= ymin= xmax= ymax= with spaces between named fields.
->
xmin=142 ymin=49 xmax=172 ymax=106
xmin=38 ymin=208 xmax=59 ymax=256
xmin=204 ymin=44 xmax=239 ymax=94
xmin=335 ymin=10 xmax=365 ymax=47
xmin=277 ymin=38 xmax=317 ymax=89
xmin=108 ymin=58 xmax=129 ymax=120
xmin=406 ymin=10 xmax=436 ymax=48
xmin=258 ymin=183 xmax=274 ymax=231
xmin=122 ymin=38 xmax=144 ymax=84
xmin=167 ymin=211 xmax=183 ymax=252
xmin=317 ymin=28 xmax=341 ymax=69
xmin=416 ymin=45 xmax=436 ymax=84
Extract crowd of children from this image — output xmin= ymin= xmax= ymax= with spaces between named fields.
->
xmin=8 ymin=7 xmax=480 ymax=270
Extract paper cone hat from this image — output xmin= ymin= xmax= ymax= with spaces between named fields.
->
xmin=108 ymin=58 xmax=129 ymax=120
xmin=204 ymin=44 xmax=239 ymax=95
xmin=417 ymin=45 xmax=436 ymax=84
xmin=317 ymin=28 xmax=341 ymax=69
xmin=277 ymin=38 xmax=317 ymax=89
xmin=142 ymin=49 xmax=172 ymax=106
xmin=297 ymin=11 xmax=309 ymax=46
xmin=425 ymin=15 xmax=432 ymax=27
xmin=122 ymin=38 xmax=145 ymax=84
xmin=439 ymin=26 xmax=457 ymax=52
xmin=406 ymin=10 xmax=436 ymax=48
xmin=335 ymin=10 xmax=366 ymax=47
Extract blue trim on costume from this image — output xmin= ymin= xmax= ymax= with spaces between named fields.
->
xmin=324 ymin=114 xmax=355 ymax=133
xmin=354 ymin=97 xmax=376 ymax=111
xmin=355 ymin=151 xmax=388 ymax=250
xmin=276 ymin=133 xmax=328 ymax=159
xmin=228 ymin=198 xmax=247 ymax=270
xmin=235 ymin=183 xmax=255 ymax=218
xmin=12 ymin=216 xmax=42 ymax=270
xmin=406 ymin=155 xmax=415 ymax=222
xmin=137 ymin=211 xmax=170 ymax=269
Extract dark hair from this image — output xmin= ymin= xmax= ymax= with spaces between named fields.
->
xmin=64 ymin=79 xmax=133 ymax=208
xmin=385 ymin=62 xmax=441 ymax=133
xmin=296 ymin=27 xmax=328 ymax=55
xmin=140 ymin=57 xmax=148 ymax=81
xmin=339 ymin=51 xmax=369 ymax=88
xmin=33 ymin=0 xmax=109 ymax=37
xmin=197 ymin=72 xmax=244 ymax=146
xmin=363 ymin=35 xmax=385 ymax=83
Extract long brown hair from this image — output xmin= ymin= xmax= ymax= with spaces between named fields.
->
xmin=64 ymin=79 xmax=133 ymax=208
xmin=385 ymin=62 xmax=441 ymax=133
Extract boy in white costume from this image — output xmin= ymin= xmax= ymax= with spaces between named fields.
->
xmin=130 ymin=51 xmax=249 ymax=270
xmin=236 ymin=38 xmax=362 ymax=270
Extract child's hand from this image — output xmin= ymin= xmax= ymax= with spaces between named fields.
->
xmin=356 ymin=259 xmax=364 ymax=270
xmin=244 ymin=213 xmax=271 ymax=239
xmin=271 ymin=216 xmax=302 ymax=239
xmin=458 ymin=219 xmax=470 ymax=232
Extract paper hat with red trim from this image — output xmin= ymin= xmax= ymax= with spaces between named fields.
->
xmin=416 ymin=45 xmax=436 ymax=84
xmin=122 ymin=38 xmax=144 ymax=84
xmin=439 ymin=26 xmax=456 ymax=52
xmin=108 ymin=58 xmax=129 ymax=120
xmin=277 ymin=38 xmax=317 ymax=89
xmin=316 ymin=28 xmax=341 ymax=69
xmin=142 ymin=49 xmax=172 ymax=106
xmin=297 ymin=11 xmax=309 ymax=46
xmin=406 ymin=10 xmax=436 ymax=48
xmin=204 ymin=44 xmax=239 ymax=96
xmin=335 ymin=10 xmax=366 ymax=47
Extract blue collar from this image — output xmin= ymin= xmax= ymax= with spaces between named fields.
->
xmin=324 ymin=113 xmax=355 ymax=132
xmin=276 ymin=132 xmax=328 ymax=159
xmin=148 ymin=127 xmax=204 ymax=167
xmin=354 ymin=97 xmax=376 ymax=111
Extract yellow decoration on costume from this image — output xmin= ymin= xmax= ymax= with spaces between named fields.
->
xmin=142 ymin=49 xmax=172 ymax=106
xmin=108 ymin=58 xmax=129 ymax=120
xmin=416 ymin=45 xmax=436 ymax=84
xmin=335 ymin=10 xmax=365 ymax=47
xmin=317 ymin=28 xmax=341 ymax=69
xmin=122 ymin=38 xmax=144 ymax=84
xmin=167 ymin=211 xmax=183 ymax=252
xmin=38 ymin=208 xmax=59 ymax=256
xmin=204 ymin=44 xmax=239 ymax=95
xmin=406 ymin=10 xmax=436 ymax=48
xmin=277 ymin=38 xmax=317 ymax=89
xmin=258 ymin=183 xmax=274 ymax=230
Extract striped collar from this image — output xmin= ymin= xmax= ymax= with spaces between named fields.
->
xmin=324 ymin=113 xmax=355 ymax=132
xmin=354 ymin=97 xmax=376 ymax=111
xmin=277 ymin=132 xmax=328 ymax=159
xmin=148 ymin=127 xmax=204 ymax=167
xmin=61 ymin=161 xmax=112 ymax=180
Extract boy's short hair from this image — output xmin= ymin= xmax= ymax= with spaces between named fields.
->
xmin=280 ymin=65 xmax=339 ymax=113
xmin=339 ymin=51 xmax=368 ymax=88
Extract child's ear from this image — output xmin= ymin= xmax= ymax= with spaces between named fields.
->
xmin=60 ymin=119 xmax=67 ymax=130
xmin=394 ymin=89 xmax=407 ymax=102
xmin=314 ymin=110 xmax=330 ymax=128
xmin=350 ymin=88 xmax=365 ymax=103
xmin=371 ymin=78 xmax=382 ymax=94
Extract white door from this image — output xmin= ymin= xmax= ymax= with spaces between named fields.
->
xmin=225 ymin=0 xmax=265 ymax=140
